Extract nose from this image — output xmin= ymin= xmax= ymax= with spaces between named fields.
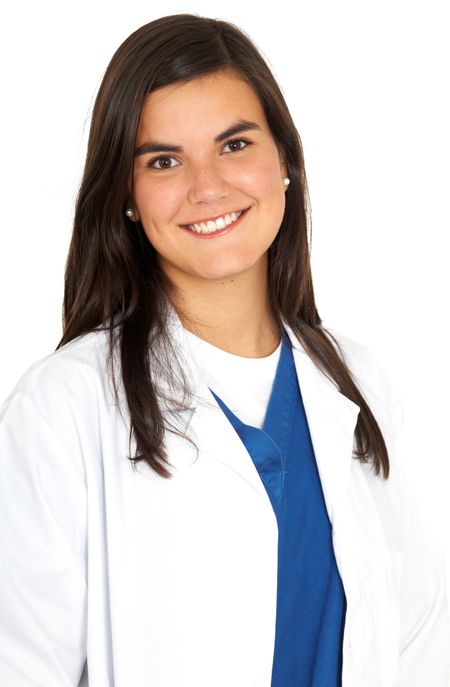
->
xmin=186 ymin=159 xmax=229 ymax=205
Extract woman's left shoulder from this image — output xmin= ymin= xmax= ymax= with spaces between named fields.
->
xmin=325 ymin=327 xmax=404 ymax=437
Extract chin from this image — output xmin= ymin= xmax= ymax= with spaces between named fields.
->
xmin=194 ymin=258 xmax=261 ymax=282
xmin=160 ymin=254 xmax=249 ymax=280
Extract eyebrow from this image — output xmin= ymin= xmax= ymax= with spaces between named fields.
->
xmin=134 ymin=119 xmax=262 ymax=157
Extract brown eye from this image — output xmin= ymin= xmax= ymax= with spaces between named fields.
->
xmin=147 ymin=156 xmax=180 ymax=169
xmin=223 ymin=138 xmax=251 ymax=153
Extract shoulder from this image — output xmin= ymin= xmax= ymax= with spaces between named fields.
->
xmin=326 ymin=327 xmax=392 ymax=386
xmin=0 ymin=329 xmax=120 ymax=448
xmin=4 ymin=329 xmax=111 ymax=397
xmin=325 ymin=327 xmax=404 ymax=435
xmin=287 ymin=322 xmax=404 ymax=439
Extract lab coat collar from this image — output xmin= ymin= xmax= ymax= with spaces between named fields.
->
xmin=160 ymin=303 xmax=361 ymax=516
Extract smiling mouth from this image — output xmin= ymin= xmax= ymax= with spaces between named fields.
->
xmin=182 ymin=207 xmax=250 ymax=235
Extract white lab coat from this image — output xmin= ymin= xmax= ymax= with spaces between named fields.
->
xmin=0 ymin=307 xmax=448 ymax=686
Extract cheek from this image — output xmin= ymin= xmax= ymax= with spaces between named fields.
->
xmin=236 ymin=157 xmax=283 ymax=197
xmin=134 ymin=178 xmax=182 ymax=225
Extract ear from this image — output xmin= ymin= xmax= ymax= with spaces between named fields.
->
xmin=125 ymin=198 xmax=141 ymax=222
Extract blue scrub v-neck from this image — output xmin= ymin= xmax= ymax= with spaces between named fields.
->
xmin=209 ymin=332 xmax=346 ymax=685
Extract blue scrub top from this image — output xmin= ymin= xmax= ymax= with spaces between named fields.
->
xmin=209 ymin=331 xmax=346 ymax=686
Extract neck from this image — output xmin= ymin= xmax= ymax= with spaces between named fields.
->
xmin=166 ymin=259 xmax=281 ymax=358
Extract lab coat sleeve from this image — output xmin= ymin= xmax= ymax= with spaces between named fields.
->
xmin=393 ymin=400 xmax=450 ymax=685
xmin=0 ymin=390 xmax=87 ymax=687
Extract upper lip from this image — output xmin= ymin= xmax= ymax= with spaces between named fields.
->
xmin=180 ymin=207 xmax=249 ymax=226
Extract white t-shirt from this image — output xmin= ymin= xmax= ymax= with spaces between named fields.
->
xmin=184 ymin=329 xmax=282 ymax=429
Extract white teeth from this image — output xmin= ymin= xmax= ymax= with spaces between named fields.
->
xmin=215 ymin=216 xmax=226 ymax=229
xmin=186 ymin=209 xmax=244 ymax=234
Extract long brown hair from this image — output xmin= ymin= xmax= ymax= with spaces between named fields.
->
xmin=57 ymin=13 xmax=390 ymax=480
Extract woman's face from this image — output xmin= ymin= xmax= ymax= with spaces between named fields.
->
xmin=131 ymin=69 xmax=288 ymax=285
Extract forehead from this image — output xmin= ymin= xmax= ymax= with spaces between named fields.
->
xmin=136 ymin=71 xmax=269 ymax=142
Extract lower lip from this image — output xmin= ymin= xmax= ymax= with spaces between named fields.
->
xmin=180 ymin=207 xmax=250 ymax=239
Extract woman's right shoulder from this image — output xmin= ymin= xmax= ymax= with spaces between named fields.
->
xmin=0 ymin=328 xmax=123 ymax=434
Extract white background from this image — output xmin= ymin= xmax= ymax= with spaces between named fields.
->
xmin=1 ymin=0 xmax=449 ymax=651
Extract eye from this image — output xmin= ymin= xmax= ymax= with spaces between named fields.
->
xmin=222 ymin=138 xmax=252 ymax=153
xmin=147 ymin=155 xmax=180 ymax=169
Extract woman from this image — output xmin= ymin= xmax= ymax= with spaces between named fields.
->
xmin=0 ymin=13 xmax=448 ymax=687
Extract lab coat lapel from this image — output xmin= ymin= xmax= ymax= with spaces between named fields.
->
xmin=162 ymin=389 xmax=276 ymax=504
xmin=282 ymin=322 xmax=361 ymax=521
xmin=190 ymin=398 xmax=276 ymax=502
xmin=160 ymin=305 xmax=274 ymax=502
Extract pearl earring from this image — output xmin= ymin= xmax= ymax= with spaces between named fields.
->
xmin=282 ymin=177 xmax=290 ymax=186
xmin=125 ymin=208 xmax=134 ymax=217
